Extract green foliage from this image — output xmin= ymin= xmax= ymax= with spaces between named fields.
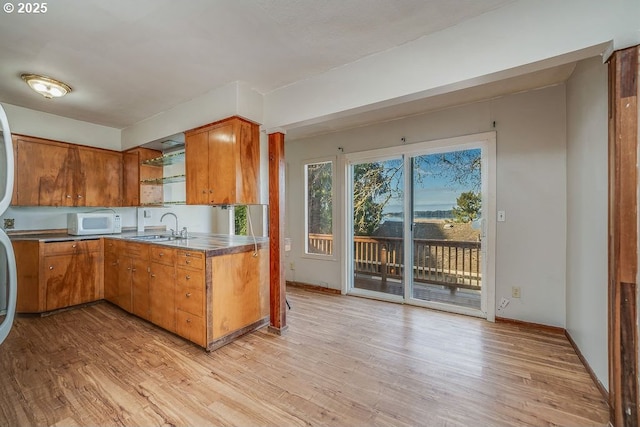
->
xmin=451 ymin=191 xmax=481 ymax=223
xmin=307 ymin=162 xmax=333 ymax=234
xmin=352 ymin=162 xmax=401 ymax=236
xmin=234 ymin=205 xmax=247 ymax=235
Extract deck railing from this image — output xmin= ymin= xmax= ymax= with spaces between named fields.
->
xmin=309 ymin=233 xmax=481 ymax=291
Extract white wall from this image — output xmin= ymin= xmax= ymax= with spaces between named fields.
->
xmin=565 ymin=57 xmax=609 ymax=390
xmin=286 ymin=84 xmax=568 ymax=327
xmin=3 ymin=103 xmax=121 ymax=150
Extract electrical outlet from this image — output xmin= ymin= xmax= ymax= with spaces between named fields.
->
xmin=289 ymin=262 xmax=295 ymax=270
xmin=3 ymin=218 xmax=15 ymax=230
xmin=499 ymin=297 xmax=510 ymax=310
xmin=512 ymin=286 xmax=521 ymax=298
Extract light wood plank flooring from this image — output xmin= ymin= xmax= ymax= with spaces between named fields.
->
xmin=0 ymin=286 xmax=608 ymax=426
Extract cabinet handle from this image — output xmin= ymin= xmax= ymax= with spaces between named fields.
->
xmin=132 ymin=268 xmax=136 ymax=272
xmin=186 ymin=318 xmax=192 ymax=323
xmin=49 ymin=266 xmax=54 ymax=270
xmin=77 ymin=195 xmax=83 ymax=199
xmin=186 ymin=259 xmax=191 ymax=264
xmin=209 ymin=189 xmax=213 ymax=194
xmin=72 ymin=244 xmax=77 ymax=248
xmin=186 ymin=275 xmax=191 ymax=280
xmin=202 ymin=189 xmax=207 ymax=194
xmin=66 ymin=195 xmax=72 ymax=198
xmin=159 ymin=253 xmax=164 ymax=257
xmin=185 ymin=253 xmax=191 ymax=257
xmin=127 ymin=266 xmax=131 ymax=271
xmin=151 ymin=273 xmax=156 ymax=278
xmin=186 ymin=292 xmax=191 ymax=297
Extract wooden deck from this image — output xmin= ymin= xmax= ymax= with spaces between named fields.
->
xmin=354 ymin=274 xmax=481 ymax=309
xmin=0 ymin=286 xmax=608 ymax=426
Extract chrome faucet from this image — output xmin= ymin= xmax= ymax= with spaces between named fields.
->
xmin=160 ymin=212 xmax=178 ymax=236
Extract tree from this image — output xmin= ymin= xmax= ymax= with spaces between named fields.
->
xmin=418 ymin=149 xmax=481 ymax=191
xmin=307 ymin=162 xmax=333 ymax=235
xmin=451 ymin=191 xmax=481 ymax=223
xmin=352 ymin=161 xmax=402 ymax=235
xmin=234 ymin=205 xmax=247 ymax=235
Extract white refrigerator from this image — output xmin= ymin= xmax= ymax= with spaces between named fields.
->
xmin=0 ymin=103 xmax=17 ymax=345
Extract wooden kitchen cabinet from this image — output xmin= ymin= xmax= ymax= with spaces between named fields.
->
xmin=210 ymin=247 xmax=269 ymax=343
xmin=103 ymin=239 xmax=150 ymax=316
xmin=185 ymin=116 xmax=259 ymax=205
xmin=175 ymin=249 xmax=206 ymax=346
xmin=149 ymin=246 xmax=176 ymax=332
xmin=13 ymin=134 xmax=123 ymax=207
xmin=123 ymin=147 xmax=162 ymax=206
xmin=13 ymin=238 xmax=103 ymax=313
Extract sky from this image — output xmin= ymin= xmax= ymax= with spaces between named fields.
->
xmin=367 ymin=148 xmax=481 ymax=217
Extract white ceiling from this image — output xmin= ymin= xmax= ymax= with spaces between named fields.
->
xmin=0 ymin=0 xmax=520 ymax=130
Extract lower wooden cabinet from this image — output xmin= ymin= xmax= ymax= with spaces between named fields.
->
xmin=14 ymin=239 xmax=103 ymax=313
xmin=175 ymin=250 xmax=206 ymax=346
xmin=14 ymin=236 xmax=269 ymax=350
xmin=104 ymin=239 xmax=149 ymax=315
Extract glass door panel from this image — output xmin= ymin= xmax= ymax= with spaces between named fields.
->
xmin=351 ymin=158 xmax=404 ymax=297
xmin=410 ymin=148 xmax=482 ymax=310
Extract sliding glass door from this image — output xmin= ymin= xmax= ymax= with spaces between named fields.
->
xmin=350 ymin=157 xmax=404 ymax=298
xmin=410 ymin=148 xmax=483 ymax=311
xmin=346 ymin=133 xmax=495 ymax=318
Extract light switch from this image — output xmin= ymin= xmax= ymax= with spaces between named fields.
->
xmin=497 ymin=210 xmax=506 ymax=222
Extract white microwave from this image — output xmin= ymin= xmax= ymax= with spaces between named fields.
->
xmin=67 ymin=213 xmax=122 ymax=235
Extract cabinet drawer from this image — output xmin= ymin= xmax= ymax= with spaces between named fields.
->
xmin=43 ymin=239 xmax=100 ymax=255
xmin=176 ymin=267 xmax=204 ymax=291
xmin=177 ymin=250 xmax=204 ymax=270
xmin=175 ymin=287 xmax=203 ymax=316
xmin=150 ymin=246 xmax=175 ymax=265
xmin=176 ymin=309 xmax=205 ymax=347
xmin=123 ymin=241 xmax=149 ymax=258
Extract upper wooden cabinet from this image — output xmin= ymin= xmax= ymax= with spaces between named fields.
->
xmin=14 ymin=135 xmax=123 ymax=207
xmin=122 ymin=147 xmax=162 ymax=206
xmin=185 ymin=116 xmax=259 ymax=205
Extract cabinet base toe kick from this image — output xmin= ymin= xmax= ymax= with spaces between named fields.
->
xmin=206 ymin=317 xmax=270 ymax=352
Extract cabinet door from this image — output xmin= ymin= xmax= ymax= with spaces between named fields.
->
xmin=236 ymin=119 xmax=260 ymax=204
xmin=104 ymin=253 xmax=119 ymax=304
xmin=117 ymin=258 xmax=133 ymax=312
xmin=185 ymin=130 xmax=210 ymax=205
xmin=149 ymin=262 xmax=176 ymax=332
xmin=122 ymin=151 xmax=140 ymax=206
xmin=207 ymin=122 xmax=236 ymax=205
xmin=80 ymin=148 xmax=122 ymax=207
xmin=70 ymin=251 xmax=100 ymax=306
xmin=44 ymin=254 xmax=75 ymax=311
xmin=16 ymin=137 xmax=78 ymax=206
xmin=131 ymin=258 xmax=150 ymax=320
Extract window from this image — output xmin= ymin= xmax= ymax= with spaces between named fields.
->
xmin=234 ymin=205 xmax=247 ymax=235
xmin=304 ymin=160 xmax=334 ymax=256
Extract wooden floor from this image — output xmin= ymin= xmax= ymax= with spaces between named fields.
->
xmin=0 ymin=286 xmax=608 ymax=426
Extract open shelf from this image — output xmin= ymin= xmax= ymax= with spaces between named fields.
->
xmin=141 ymin=151 xmax=185 ymax=167
xmin=140 ymin=174 xmax=185 ymax=185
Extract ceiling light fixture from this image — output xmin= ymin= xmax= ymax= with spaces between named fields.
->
xmin=21 ymin=73 xmax=72 ymax=99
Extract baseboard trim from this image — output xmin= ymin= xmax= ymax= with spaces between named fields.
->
xmin=565 ymin=330 xmax=609 ymax=404
xmin=495 ymin=316 xmax=565 ymax=334
xmin=286 ymin=281 xmax=341 ymax=294
xmin=496 ymin=316 xmax=609 ymax=405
